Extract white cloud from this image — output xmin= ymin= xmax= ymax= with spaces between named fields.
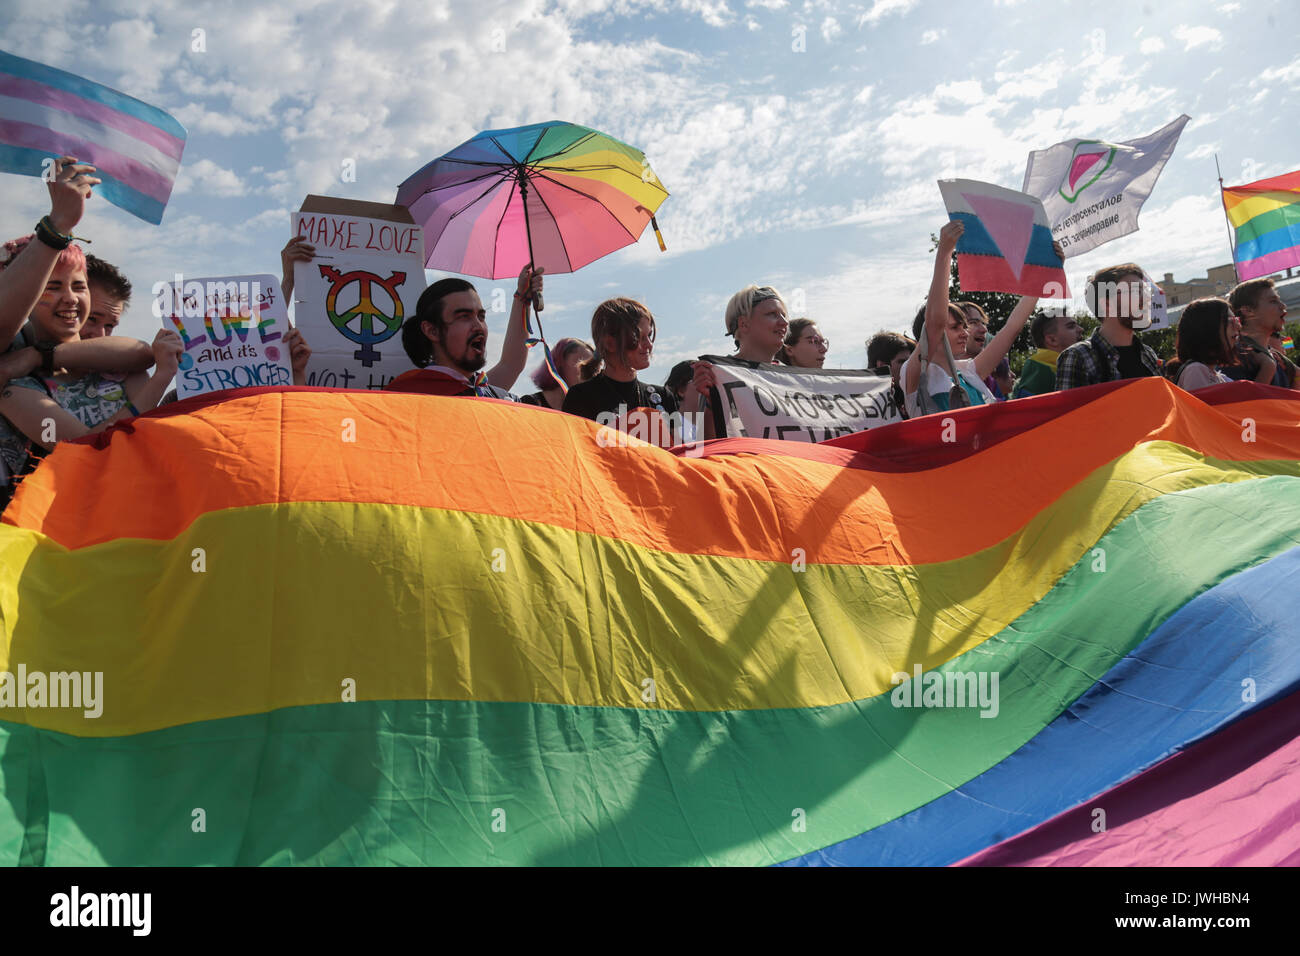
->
xmin=853 ymin=85 xmax=874 ymax=104
xmin=858 ymin=0 xmax=917 ymax=27
xmin=171 ymin=103 xmax=266 ymax=137
xmin=994 ymin=59 xmax=1065 ymax=100
xmin=745 ymin=0 xmax=786 ymax=7
xmin=920 ymin=29 xmax=943 ymax=45
xmin=172 ymin=159 xmax=246 ymax=197
xmin=1260 ymin=56 xmax=1300 ymax=85
xmin=1217 ymin=2 xmax=1241 ymax=13
xmin=1140 ymin=37 xmax=1165 ymax=54
xmin=933 ymin=80 xmax=985 ymax=105
xmin=820 ymin=16 xmax=842 ymax=41
xmin=680 ymin=0 xmax=734 ymax=27
xmin=1172 ymin=25 xmax=1223 ymax=51
xmin=1187 ymin=143 xmax=1219 ymax=160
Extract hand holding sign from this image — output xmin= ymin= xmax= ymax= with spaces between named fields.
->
xmin=280 ymin=235 xmax=316 ymax=302
xmin=690 ymin=360 xmax=717 ymax=393
xmin=284 ymin=327 xmax=312 ymax=385
xmin=938 ymin=219 xmax=964 ymax=253
xmin=938 ymin=179 xmax=1069 ymax=298
xmin=151 ymin=328 xmax=183 ymax=376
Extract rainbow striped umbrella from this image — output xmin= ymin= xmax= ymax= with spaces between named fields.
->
xmin=395 ymin=121 xmax=668 ymax=280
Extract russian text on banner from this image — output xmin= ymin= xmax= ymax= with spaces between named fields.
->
xmin=702 ymin=356 xmax=900 ymax=441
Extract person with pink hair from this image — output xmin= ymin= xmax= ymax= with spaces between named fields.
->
xmin=519 ymin=337 xmax=594 ymax=409
xmin=0 ymin=158 xmax=175 ymax=509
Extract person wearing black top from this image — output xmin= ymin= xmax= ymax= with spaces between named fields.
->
xmin=562 ymin=298 xmax=678 ymax=428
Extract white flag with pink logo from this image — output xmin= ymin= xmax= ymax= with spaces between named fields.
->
xmin=1022 ymin=114 xmax=1190 ymax=258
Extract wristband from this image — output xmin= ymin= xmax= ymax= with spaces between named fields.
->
xmin=36 ymin=341 xmax=57 ymax=375
xmin=34 ymin=216 xmax=73 ymax=251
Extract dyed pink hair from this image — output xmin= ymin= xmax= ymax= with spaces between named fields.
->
xmin=0 ymin=235 xmax=87 ymax=275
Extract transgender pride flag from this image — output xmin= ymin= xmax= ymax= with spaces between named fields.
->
xmin=0 ymin=50 xmax=186 ymax=224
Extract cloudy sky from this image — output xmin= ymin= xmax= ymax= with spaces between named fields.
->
xmin=2 ymin=0 xmax=1297 ymax=384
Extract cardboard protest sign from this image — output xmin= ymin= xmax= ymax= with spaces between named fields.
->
xmin=157 ymin=273 xmax=293 ymax=399
xmin=938 ymin=179 xmax=1069 ymax=298
xmin=1023 ymin=115 xmax=1189 ymax=257
xmin=702 ymin=357 xmax=901 ymax=441
xmin=292 ymin=196 xmax=427 ymax=390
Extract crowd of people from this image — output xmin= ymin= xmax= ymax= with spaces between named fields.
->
xmin=0 ymin=156 xmax=1294 ymax=511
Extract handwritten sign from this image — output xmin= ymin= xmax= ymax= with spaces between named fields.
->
xmin=157 ymin=273 xmax=293 ymax=399
xmin=292 ymin=196 xmax=427 ymax=390
xmin=702 ymin=357 xmax=902 ymax=441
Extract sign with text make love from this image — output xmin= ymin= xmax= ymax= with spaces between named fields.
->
xmin=292 ymin=195 xmax=428 ymax=391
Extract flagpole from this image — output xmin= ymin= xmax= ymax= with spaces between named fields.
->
xmin=1215 ymin=154 xmax=1240 ymax=283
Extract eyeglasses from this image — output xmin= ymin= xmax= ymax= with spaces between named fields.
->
xmin=801 ymin=335 xmax=830 ymax=348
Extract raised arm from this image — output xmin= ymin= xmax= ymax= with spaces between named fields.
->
xmin=906 ymin=221 xmax=963 ymax=398
xmin=0 ymin=157 xmax=101 ymax=350
xmin=975 ymin=294 xmax=1037 ymax=381
xmin=487 ymin=264 xmax=543 ymax=389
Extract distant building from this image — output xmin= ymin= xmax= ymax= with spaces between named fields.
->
xmin=1162 ymin=264 xmax=1300 ymax=325
xmin=1160 ymin=264 xmax=1239 ymax=306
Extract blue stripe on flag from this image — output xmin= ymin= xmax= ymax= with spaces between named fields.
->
xmin=0 ymin=143 xmax=167 ymax=224
xmin=951 ymin=213 xmax=1061 ymax=268
xmin=1235 ymin=221 xmax=1300 ymax=264
xmin=0 ymin=49 xmax=186 ymax=140
xmin=778 ymin=539 xmax=1300 ymax=867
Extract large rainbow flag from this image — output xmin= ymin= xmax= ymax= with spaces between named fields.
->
xmin=1223 ymin=168 xmax=1300 ymax=281
xmin=1 ymin=380 xmax=1298 ymax=865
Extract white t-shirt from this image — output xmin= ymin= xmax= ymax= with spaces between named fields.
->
xmin=902 ymin=353 xmax=996 ymax=418
xmin=1176 ymin=362 xmax=1230 ymax=391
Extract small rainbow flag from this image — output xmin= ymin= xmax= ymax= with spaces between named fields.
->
xmin=1223 ymin=168 xmax=1300 ymax=281
xmin=0 ymin=49 xmax=187 ymax=224
xmin=1283 ymin=335 xmax=1295 ymax=351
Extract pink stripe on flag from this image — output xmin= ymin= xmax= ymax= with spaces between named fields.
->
xmin=956 ymin=256 xmax=1069 ymax=298
xmin=0 ymin=116 xmax=173 ymax=203
xmin=0 ymin=72 xmax=184 ymax=161
xmin=1237 ymin=245 xmax=1300 ymax=281
xmin=958 ymin=690 xmax=1300 ymax=867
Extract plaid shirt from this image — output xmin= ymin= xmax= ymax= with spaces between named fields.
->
xmin=1056 ymin=329 xmax=1161 ymax=390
